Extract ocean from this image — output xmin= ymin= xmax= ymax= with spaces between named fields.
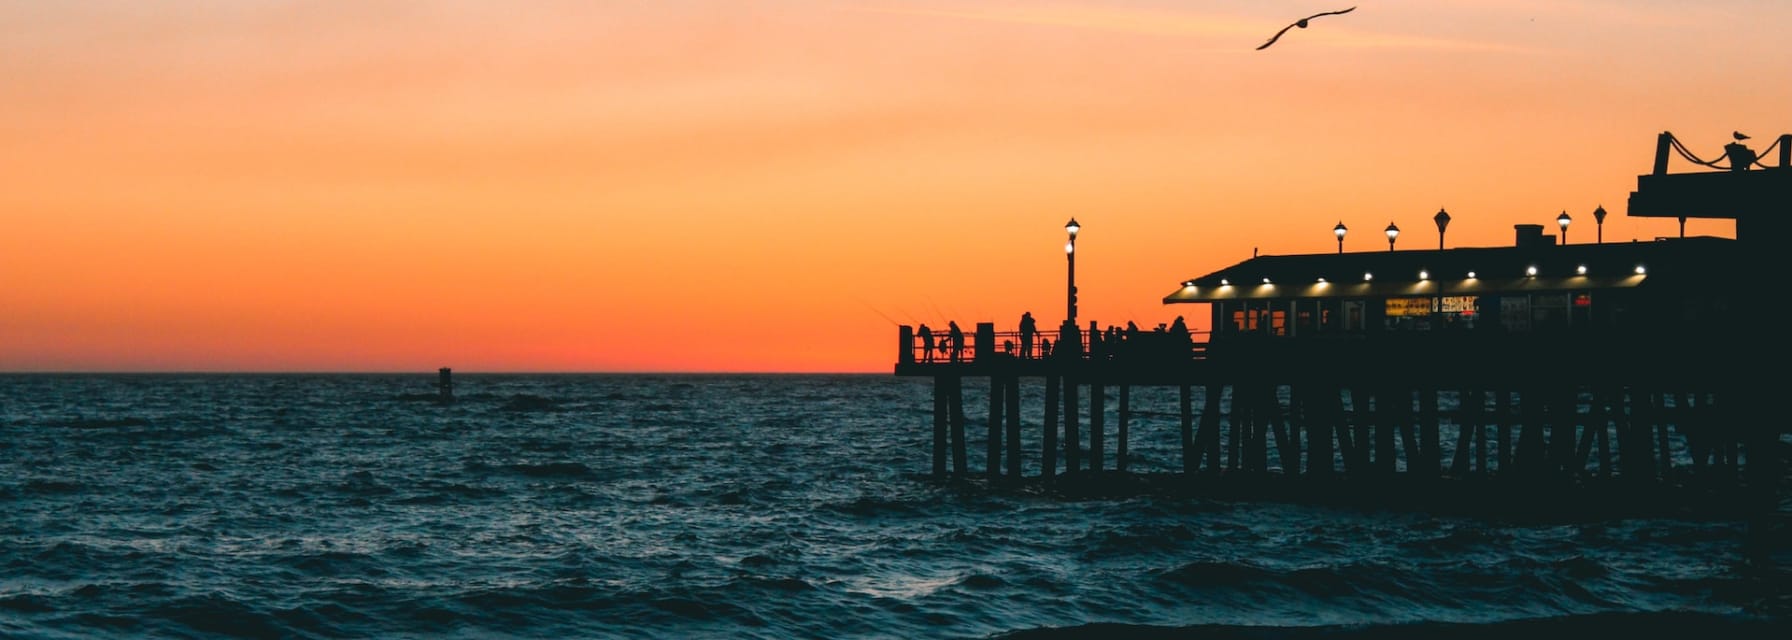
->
xmin=1 ymin=373 xmax=1787 ymax=639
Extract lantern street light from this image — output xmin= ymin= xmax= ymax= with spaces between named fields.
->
xmin=1384 ymin=221 xmax=1400 ymax=252
xmin=1593 ymin=205 xmax=1608 ymax=244
xmin=1065 ymin=218 xmax=1080 ymax=324
xmin=1557 ymin=210 xmax=1572 ymax=245
xmin=1433 ymin=208 xmax=1450 ymax=250
xmin=1333 ymin=221 xmax=1347 ymax=254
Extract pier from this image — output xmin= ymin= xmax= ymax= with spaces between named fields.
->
xmin=895 ymin=132 xmax=1792 ymax=535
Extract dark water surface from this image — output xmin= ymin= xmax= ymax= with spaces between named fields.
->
xmin=1 ymin=374 xmax=1786 ymax=639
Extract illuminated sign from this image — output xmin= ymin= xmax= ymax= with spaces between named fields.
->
xmin=1439 ymin=296 xmax=1477 ymax=314
xmin=1385 ymin=297 xmax=1432 ymax=317
xmin=1386 ymin=296 xmax=1478 ymax=317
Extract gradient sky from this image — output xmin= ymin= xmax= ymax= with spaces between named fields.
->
xmin=4 ymin=1 xmax=1788 ymax=372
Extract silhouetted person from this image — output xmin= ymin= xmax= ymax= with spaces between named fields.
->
xmin=1088 ymin=321 xmax=1103 ymax=359
xmin=948 ymin=321 xmax=964 ymax=362
xmin=1019 ymin=312 xmax=1037 ymax=358
xmin=1170 ymin=315 xmax=1192 ymax=355
xmin=1040 ymin=337 xmax=1052 ymax=358
xmin=918 ymin=324 xmax=935 ymax=362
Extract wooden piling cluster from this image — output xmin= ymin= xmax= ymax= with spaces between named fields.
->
xmin=924 ymin=370 xmax=1748 ymax=486
xmin=899 ymin=322 xmax=1781 ymax=513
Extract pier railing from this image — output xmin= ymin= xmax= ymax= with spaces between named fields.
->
xmin=898 ymin=323 xmax=1209 ymax=366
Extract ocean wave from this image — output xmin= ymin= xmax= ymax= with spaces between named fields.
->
xmin=2 ymin=374 xmax=1780 ymax=639
xmin=40 ymin=417 xmax=150 ymax=429
xmin=989 ymin=612 xmax=1792 ymax=639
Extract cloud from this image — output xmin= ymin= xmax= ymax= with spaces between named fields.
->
xmin=852 ymin=1 xmax=1539 ymax=54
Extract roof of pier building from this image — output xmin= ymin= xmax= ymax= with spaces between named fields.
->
xmin=1162 ymin=233 xmax=1738 ymax=304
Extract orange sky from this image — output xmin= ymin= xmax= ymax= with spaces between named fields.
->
xmin=3 ymin=1 xmax=1788 ymax=372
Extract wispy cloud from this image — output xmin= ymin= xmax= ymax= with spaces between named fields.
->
xmin=852 ymin=1 xmax=1541 ymax=53
xmin=852 ymin=2 xmax=1256 ymax=39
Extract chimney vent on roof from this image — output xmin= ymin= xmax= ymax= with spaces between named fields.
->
xmin=1514 ymin=224 xmax=1552 ymax=249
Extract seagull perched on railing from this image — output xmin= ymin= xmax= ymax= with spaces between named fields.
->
xmin=1256 ymin=6 xmax=1356 ymax=50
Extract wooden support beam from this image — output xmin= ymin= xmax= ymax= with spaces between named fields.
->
xmin=1287 ymin=385 xmax=1309 ymax=476
xmin=1375 ymin=388 xmax=1398 ymax=475
xmin=949 ymin=376 xmax=967 ymax=476
xmin=1495 ymin=389 xmax=1513 ymax=474
xmin=1179 ymin=383 xmax=1194 ymax=475
xmin=1551 ymin=386 xmax=1580 ymax=474
xmin=1653 ymin=391 xmax=1673 ymax=478
xmin=1474 ymin=389 xmax=1489 ymax=474
xmin=1229 ymin=384 xmax=1246 ymax=472
xmin=1450 ymin=389 xmax=1475 ymax=476
xmin=1419 ymin=386 xmax=1440 ymax=476
xmin=1308 ymin=385 xmax=1335 ymax=477
xmin=1043 ymin=375 xmax=1059 ymax=479
xmin=1394 ymin=389 xmax=1419 ymax=475
xmin=1337 ymin=387 xmax=1361 ymax=474
xmin=1594 ymin=386 xmax=1612 ymax=478
xmin=1064 ymin=377 xmax=1081 ymax=474
xmin=1200 ymin=384 xmax=1225 ymax=472
xmin=1005 ymin=378 xmax=1023 ymax=479
xmin=1349 ymin=387 xmax=1374 ymax=473
xmin=987 ymin=376 xmax=1003 ymax=478
xmin=1090 ymin=382 xmax=1106 ymax=473
xmin=933 ymin=376 xmax=947 ymax=478
xmin=1517 ymin=387 xmax=1548 ymax=474
xmin=1118 ymin=385 xmax=1132 ymax=472
xmin=1266 ymin=384 xmax=1295 ymax=474
xmin=1244 ymin=384 xmax=1267 ymax=472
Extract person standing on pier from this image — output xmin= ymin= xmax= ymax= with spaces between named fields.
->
xmin=1019 ymin=312 xmax=1037 ymax=358
xmin=918 ymin=324 xmax=935 ymax=362
xmin=948 ymin=321 xmax=965 ymax=362
xmin=1170 ymin=316 xmax=1192 ymax=356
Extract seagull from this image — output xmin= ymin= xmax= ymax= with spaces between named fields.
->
xmin=1733 ymin=131 xmax=1750 ymax=141
xmin=1257 ymin=6 xmax=1356 ymax=50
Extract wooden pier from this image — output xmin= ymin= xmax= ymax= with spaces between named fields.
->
xmin=898 ymin=324 xmax=1770 ymax=492
xmin=893 ymin=133 xmax=1792 ymax=546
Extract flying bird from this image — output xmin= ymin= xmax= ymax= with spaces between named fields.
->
xmin=1256 ymin=6 xmax=1356 ymax=50
xmin=1733 ymin=131 xmax=1750 ymax=141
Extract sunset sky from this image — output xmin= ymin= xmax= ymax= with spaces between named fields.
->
xmin=4 ymin=1 xmax=1788 ymax=372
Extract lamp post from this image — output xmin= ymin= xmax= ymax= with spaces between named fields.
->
xmin=1384 ymin=221 xmax=1399 ymax=252
xmin=1557 ymin=210 xmax=1571 ymax=245
xmin=1593 ymin=205 xmax=1607 ymax=244
xmin=1065 ymin=218 xmax=1079 ymax=324
xmin=1433 ymin=208 xmax=1450 ymax=250
xmin=1333 ymin=221 xmax=1347 ymax=254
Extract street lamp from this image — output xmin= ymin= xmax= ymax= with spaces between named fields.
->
xmin=1433 ymin=208 xmax=1450 ymax=250
xmin=1556 ymin=210 xmax=1571 ymax=245
xmin=1333 ymin=221 xmax=1347 ymax=254
xmin=1065 ymin=218 xmax=1079 ymax=324
xmin=1384 ymin=221 xmax=1399 ymax=252
xmin=1593 ymin=205 xmax=1607 ymax=244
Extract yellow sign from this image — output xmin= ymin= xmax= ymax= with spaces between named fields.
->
xmin=1385 ymin=297 xmax=1432 ymax=317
